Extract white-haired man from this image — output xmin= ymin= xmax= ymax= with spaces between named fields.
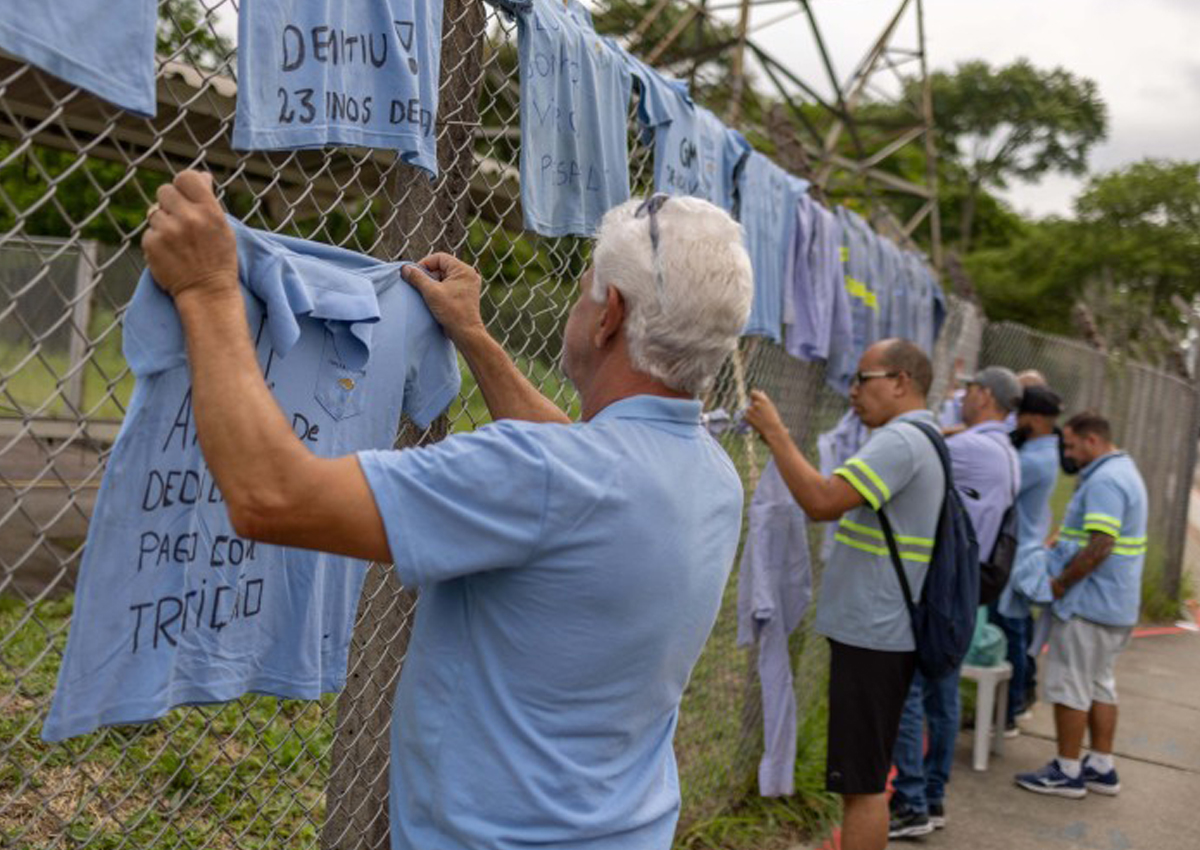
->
xmin=141 ymin=174 xmax=753 ymax=850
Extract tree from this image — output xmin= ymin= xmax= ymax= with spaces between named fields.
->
xmin=925 ymin=59 xmax=1107 ymax=253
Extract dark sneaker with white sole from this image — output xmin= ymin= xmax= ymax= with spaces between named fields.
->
xmin=1082 ymin=756 xmax=1121 ymax=796
xmin=1015 ymin=760 xmax=1087 ymax=798
xmin=888 ymin=806 xmax=934 ymax=839
xmin=927 ymin=801 xmax=946 ymax=829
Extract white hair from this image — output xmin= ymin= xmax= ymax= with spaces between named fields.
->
xmin=591 ymin=196 xmax=753 ymax=395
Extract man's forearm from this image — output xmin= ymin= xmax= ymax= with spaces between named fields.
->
xmin=455 ymin=327 xmax=571 ymax=424
xmin=1057 ymin=532 xmax=1115 ymax=591
xmin=175 ymin=285 xmax=313 ymax=524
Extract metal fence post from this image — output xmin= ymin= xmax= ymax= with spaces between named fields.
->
xmin=320 ymin=2 xmax=487 ymax=848
xmin=64 ymin=239 xmax=98 ymax=415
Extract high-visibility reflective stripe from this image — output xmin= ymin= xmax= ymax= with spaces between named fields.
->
xmin=1083 ymin=523 xmax=1119 ymax=538
xmin=1060 ymin=526 xmax=1148 ymax=554
xmin=845 ymin=277 xmax=880 ymax=311
xmin=839 ymin=518 xmax=933 ymax=548
xmin=835 ymin=466 xmax=880 ymax=510
xmin=834 ymin=533 xmax=932 ymax=563
xmin=846 ymin=458 xmax=892 ymax=503
xmin=840 ymin=246 xmax=849 ymax=262
xmin=1113 ymin=546 xmax=1148 ymax=556
xmin=1084 ymin=512 xmax=1121 ymax=528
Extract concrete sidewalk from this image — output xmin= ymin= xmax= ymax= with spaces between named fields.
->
xmin=891 ymin=626 xmax=1200 ymax=850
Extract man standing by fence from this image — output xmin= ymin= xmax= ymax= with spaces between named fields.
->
xmin=142 ymin=173 xmax=755 ymax=849
xmin=888 ymin=366 xmax=1022 ymax=839
xmin=746 ymin=339 xmax=944 ymax=850
xmin=1016 ymin=412 xmax=1147 ymax=799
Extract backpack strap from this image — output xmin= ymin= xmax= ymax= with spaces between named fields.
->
xmin=877 ymin=507 xmax=918 ymax=618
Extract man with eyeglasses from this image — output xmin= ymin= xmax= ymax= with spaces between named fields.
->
xmin=142 ymin=175 xmax=753 ymax=850
xmin=745 ymin=338 xmax=944 ymax=850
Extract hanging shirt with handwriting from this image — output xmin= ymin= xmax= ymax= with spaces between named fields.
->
xmin=626 ymin=56 xmax=749 ymax=210
xmin=43 ymin=219 xmax=460 ymax=742
xmin=0 ymin=0 xmax=156 ymax=115
xmin=233 ymin=0 xmax=444 ymax=177
xmin=501 ymin=0 xmax=632 ymax=236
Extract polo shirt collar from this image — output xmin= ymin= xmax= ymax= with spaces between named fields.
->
xmin=964 ymin=419 xmax=1010 ymax=436
xmin=1081 ymin=450 xmax=1126 ymax=480
xmin=591 ymin=394 xmax=702 ymax=427
xmin=892 ymin=408 xmax=936 ymax=425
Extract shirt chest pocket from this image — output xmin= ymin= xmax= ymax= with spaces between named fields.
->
xmin=314 ymin=329 xmax=368 ymax=421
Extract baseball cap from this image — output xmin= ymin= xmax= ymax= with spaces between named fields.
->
xmin=966 ymin=366 xmax=1023 ymax=412
xmin=1018 ymin=384 xmax=1063 ymax=417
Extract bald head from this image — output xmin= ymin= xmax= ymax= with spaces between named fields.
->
xmin=878 ymin=339 xmax=933 ymax=398
xmin=1017 ymin=369 xmax=1047 ymax=388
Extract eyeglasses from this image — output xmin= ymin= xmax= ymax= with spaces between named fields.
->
xmin=851 ymin=370 xmax=901 ymax=387
xmin=634 ymin=193 xmax=670 ymax=299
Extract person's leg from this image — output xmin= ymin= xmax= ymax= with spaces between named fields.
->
xmin=842 ymin=794 xmax=889 ymax=850
xmin=1088 ymin=701 xmax=1118 ymax=754
xmin=1054 ymin=702 xmax=1089 ymax=760
xmin=991 ymin=607 xmax=1028 ymax=724
xmin=922 ymin=668 xmax=961 ymax=807
xmin=890 ymin=673 xmax=928 ymax=813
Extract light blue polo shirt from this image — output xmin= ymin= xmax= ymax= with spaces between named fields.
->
xmin=946 ymin=420 xmax=1020 ymax=557
xmin=626 ymin=57 xmax=749 ymax=210
xmin=1016 ymin=434 xmax=1059 ymax=546
xmin=1054 ymin=451 xmax=1148 ymax=627
xmin=502 ymin=0 xmax=633 ymax=236
xmin=233 ymin=0 xmax=444 ymax=176
xmin=43 ymin=219 xmax=459 ymax=742
xmin=356 ymin=395 xmax=743 ymax=850
xmin=0 ymin=0 xmax=156 ymax=116
xmin=739 ymin=152 xmax=810 ymax=342
xmin=818 ymin=409 xmax=945 ymax=651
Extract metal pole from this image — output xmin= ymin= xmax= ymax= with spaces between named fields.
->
xmin=64 ymin=239 xmax=98 ymax=415
xmin=726 ymin=0 xmax=753 ymax=124
xmin=915 ymin=0 xmax=943 ymax=269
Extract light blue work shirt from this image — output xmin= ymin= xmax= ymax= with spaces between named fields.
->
xmin=946 ymin=420 xmax=1020 ymax=557
xmin=627 ymin=58 xmax=749 ymax=210
xmin=836 ymin=206 xmax=881 ymax=360
xmin=232 ymin=0 xmax=444 ymax=176
xmin=1016 ymin=434 xmax=1059 ymax=546
xmin=42 ymin=220 xmax=459 ymax=742
xmin=502 ymin=0 xmax=632 ymax=236
xmin=357 ymin=395 xmax=743 ymax=850
xmin=819 ymin=409 xmax=945 ymax=651
xmin=0 ymin=0 xmax=156 ymax=116
xmin=1054 ymin=451 xmax=1148 ymax=627
xmin=739 ymin=152 xmax=810 ymax=342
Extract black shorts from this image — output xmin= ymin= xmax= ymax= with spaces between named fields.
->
xmin=826 ymin=639 xmax=917 ymax=795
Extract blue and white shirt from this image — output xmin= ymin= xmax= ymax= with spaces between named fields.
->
xmin=357 ymin=395 xmax=743 ymax=850
xmin=1054 ymin=451 xmax=1148 ymax=627
xmin=739 ymin=152 xmax=810 ymax=342
xmin=43 ymin=220 xmax=460 ymax=742
xmin=502 ymin=0 xmax=633 ymax=236
xmin=0 ymin=0 xmax=157 ymax=116
xmin=233 ymin=0 xmax=444 ymax=177
xmin=627 ymin=57 xmax=749 ymax=210
xmin=1016 ymin=434 xmax=1059 ymax=547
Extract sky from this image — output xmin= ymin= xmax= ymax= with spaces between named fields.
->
xmin=730 ymin=0 xmax=1200 ymax=218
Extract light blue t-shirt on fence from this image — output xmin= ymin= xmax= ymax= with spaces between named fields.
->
xmin=357 ymin=395 xmax=743 ymax=850
xmin=739 ymin=152 xmax=810 ymax=342
xmin=0 ymin=0 xmax=157 ymax=116
xmin=42 ymin=219 xmax=460 ymax=742
xmin=627 ymin=57 xmax=749 ymax=210
xmin=233 ymin=0 xmax=444 ymax=177
xmin=502 ymin=0 xmax=633 ymax=236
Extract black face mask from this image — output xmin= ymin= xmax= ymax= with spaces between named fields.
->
xmin=1010 ymin=425 xmax=1032 ymax=449
xmin=1055 ymin=427 xmax=1081 ymax=475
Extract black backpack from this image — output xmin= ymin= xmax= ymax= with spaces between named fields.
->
xmin=877 ymin=421 xmax=980 ymax=680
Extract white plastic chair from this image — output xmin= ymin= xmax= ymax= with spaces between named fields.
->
xmin=960 ymin=661 xmax=1013 ymax=771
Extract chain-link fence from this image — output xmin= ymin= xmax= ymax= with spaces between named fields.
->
xmin=1 ymin=2 xmax=1196 ymax=849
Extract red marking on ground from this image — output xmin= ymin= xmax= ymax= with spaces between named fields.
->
xmin=818 ymin=826 xmax=841 ymax=850
xmin=1131 ymin=598 xmax=1200 ymax=638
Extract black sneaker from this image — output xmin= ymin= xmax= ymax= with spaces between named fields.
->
xmin=888 ymin=806 xmax=934 ymax=839
xmin=927 ymin=801 xmax=946 ymax=829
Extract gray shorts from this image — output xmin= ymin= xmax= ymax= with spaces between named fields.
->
xmin=1044 ymin=616 xmax=1132 ymax=711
